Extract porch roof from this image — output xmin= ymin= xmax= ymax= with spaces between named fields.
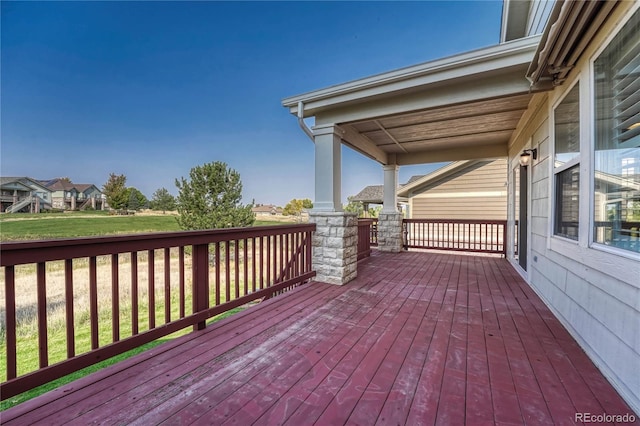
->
xmin=283 ymin=36 xmax=541 ymax=166
xmin=4 ymin=251 xmax=635 ymax=424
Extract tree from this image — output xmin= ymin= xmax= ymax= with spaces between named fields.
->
xmin=343 ymin=196 xmax=364 ymax=217
xmin=150 ymin=188 xmax=177 ymax=213
xmin=125 ymin=187 xmax=147 ymax=211
xmin=175 ymin=161 xmax=255 ymax=230
xmin=283 ymin=198 xmax=313 ymax=216
xmin=102 ymin=173 xmax=128 ymax=210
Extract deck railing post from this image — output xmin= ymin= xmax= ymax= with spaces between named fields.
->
xmin=192 ymin=243 xmax=209 ymax=330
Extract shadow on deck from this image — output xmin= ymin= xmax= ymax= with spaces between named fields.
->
xmin=3 ymin=250 xmax=637 ymax=425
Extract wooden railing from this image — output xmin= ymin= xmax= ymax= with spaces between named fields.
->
xmin=357 ymin=219 xmax=374 ymax=260
xmin=0 ymin=224 xmax=315 ymax=400
xmin=403 ymin=219 xmax=507 ymax=255
xmin=369 ymin=218 xmax=378 ymax=246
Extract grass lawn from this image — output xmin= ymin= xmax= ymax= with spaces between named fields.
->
xmin=0 ymin=211 xmax=293 ymax=241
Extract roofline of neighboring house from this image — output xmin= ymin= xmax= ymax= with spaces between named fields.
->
xmin=282 ymin=35 xmax=541 ymax=118
xmin=0 ymin=177 xmax=52 ymax=193
xmin=397 ymin=160 xmax=477 ymax=197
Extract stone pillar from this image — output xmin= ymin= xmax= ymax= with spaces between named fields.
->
xmin=309 ymin=211 xmax=358 ymax=285
xmin=378 ymin=212 xmax=404 ymax=252
xmin=71 ymin=195 xmax=76 ymax=210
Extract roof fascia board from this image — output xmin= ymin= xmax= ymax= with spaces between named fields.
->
xmin=315 ymin=69 xmax=531 ymax=125
xmin=283 ymin=35 xmax=541 ymax=117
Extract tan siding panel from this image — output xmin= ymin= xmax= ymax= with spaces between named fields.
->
xmin=410 ymin=159 xmax=508 ymax=197
xmin=412 ymin=196 xmax=507 ymax=220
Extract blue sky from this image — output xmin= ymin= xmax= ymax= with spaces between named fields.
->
xmin=1 ymin=1 xmax=503 ymax=206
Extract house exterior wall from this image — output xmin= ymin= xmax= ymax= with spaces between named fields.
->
xmin=409 ymin=159 xmax=508 ymax=220
xmin=507 ymin=2 xmax=639 ymax=413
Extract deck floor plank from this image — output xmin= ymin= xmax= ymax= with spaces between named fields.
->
xmin=3 ymin=251 xmax=637 ymax=425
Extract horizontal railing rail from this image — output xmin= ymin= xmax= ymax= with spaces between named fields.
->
xmin=403 ymin=219 xmax=507 ymax=255
xmin=357 ymin=219 xmax=374 ymax=260
xmin=0 ymin=224 xmax=315 ymax=400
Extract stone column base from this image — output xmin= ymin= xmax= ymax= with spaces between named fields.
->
xmin=308 ymin=211 xmax=358 ymax=285
xmin=378 ymin=212 xmax=404 ymax=253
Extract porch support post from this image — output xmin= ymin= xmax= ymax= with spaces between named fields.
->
xmin=382 ymin=164 xmax=398 ymax=213
xmin=378 ymin=164 xmax=403 ymax=252
xmin=309 ymin=124 xmax=357 ymax=285
xmin=313 ymin=124 xmax=343 ymax=212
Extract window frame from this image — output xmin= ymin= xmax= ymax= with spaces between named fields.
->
xmin=551 ymin=78 xmax=583 ymax=244
xmin=588 ymin=4 xmax=640 ymax=259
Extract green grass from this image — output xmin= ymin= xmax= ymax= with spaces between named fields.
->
xmin=0 ymin=213 xmax=293 ymax=241
xmin=0 ymin=215 xmax=181 ymax=241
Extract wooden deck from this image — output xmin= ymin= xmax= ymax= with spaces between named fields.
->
xmin=3 ymin=251 xmax=637 ymax=425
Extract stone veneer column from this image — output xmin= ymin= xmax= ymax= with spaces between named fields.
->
xmin=377 ymin=212 xmax=404 ymax=253
xmin=308 ymin=211 xmax=358 ymax=285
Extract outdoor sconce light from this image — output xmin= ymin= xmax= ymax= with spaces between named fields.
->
xmin=519 ymin=148 xmax=537 ymax=167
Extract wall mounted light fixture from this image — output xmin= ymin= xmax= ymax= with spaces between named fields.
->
xmin=519 ymin=148 xmax=538 ymax=167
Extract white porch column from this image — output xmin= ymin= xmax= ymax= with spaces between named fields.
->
xmin=382 ymin=164 xmax=399 ymax=213
xmin=313 ymin=124 xmax=343 ymax=212
xmin=308 ymin=124 xmax=357 ymax=285
xmin=379 ymin=164 xmax=403 ymax=252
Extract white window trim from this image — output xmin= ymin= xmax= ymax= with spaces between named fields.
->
xmin=549 ymin=77 xmax=584 ymax=245
xmin=546 ymin=4 xmax=640 ymax=286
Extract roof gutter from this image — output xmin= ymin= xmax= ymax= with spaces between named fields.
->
xmin=297 ymin=101 xmax=315 ymax=143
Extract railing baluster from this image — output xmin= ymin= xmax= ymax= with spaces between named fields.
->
xmin=148 ymin=250 xmax=155 ymax=330
xmin=261 ymin=236 xmax=266 ymax=289
xmin=266 ymin=236 xmax=270 ymax=289
xmin=164 ymin=248 xmax=171 ymax=323
xmin=111 ymin=255 xmax=119 ymax=343
xmin=179 ymin=246 xmax=185 ymax=318
xmin=215 ymin=242 xmax=221 ymax=306
xmin=252 ymin=237 xmax=257 ymax=293
xmin=89 ymin=257 xmax=98 ymax=350
xmin=5 ymin=265 xmax=17 ymax=380
xmin=66 ymin=259 xmax=76 ymax=356
xmin=131 ymin=252 xmax=139 ymax=335
xmin=37 ymin=262 xmax=49 ymax=368
xmin=235 ymin=240 xmax=240 ymax=298
xmin=243 ymin=238 xmax=248 ymax=296
xmin=225 ymin=241 xmax=231 ymax=302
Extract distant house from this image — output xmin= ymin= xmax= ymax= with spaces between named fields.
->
xmin=398 ymin=159 xmax=508 ymax=220
xmin=43 ymin=178 xmax=105 ymax=211
xmin=0 ymin=177 xmax=53 ymax=213
xmin=252 ymin=204 xmax=283 ymax=216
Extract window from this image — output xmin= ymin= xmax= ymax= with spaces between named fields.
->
xmin=555 ymin=165 xmax=580 ymax=239
xmin=593 ymin=9 xmax=640 ymax=253
xmin=554 ymin=83 xmax=580 ymax=240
